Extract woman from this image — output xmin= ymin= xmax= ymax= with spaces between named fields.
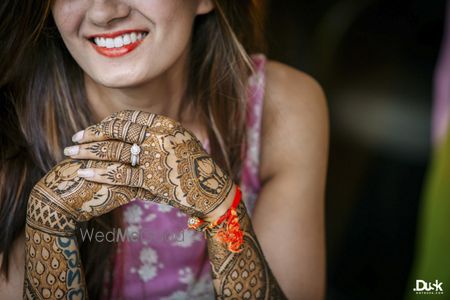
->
xmin=0 ymin=0 xmax=328 ymax=299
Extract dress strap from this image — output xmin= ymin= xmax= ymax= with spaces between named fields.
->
xmin=240 ymin=54 xmax=267 ymax=215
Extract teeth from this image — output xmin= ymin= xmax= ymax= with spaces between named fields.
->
xmin=123 ymin=34 xmax=131 ymax=45
xmin=94 ymin=37 xmax=106 ymax=47
xmin=114 ymin=36 xmax=123 ymax=47
xmin=130 ymin=32 xmax=137 ymax=43
xmin=105 ymin=38 xmax=114 ymax=48
xmin=93 ymin=32 xmax=147 ymax=48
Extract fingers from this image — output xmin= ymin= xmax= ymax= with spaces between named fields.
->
xmin=73 ymin=119 xmax=149 ymax=144
xmin=103 ymin=110 xmax=183 ymax=135
xmin=104 ymin=110 xmax=158 ymax=126
xmin=104 ymin=110 xmax=181 ymax=131
xmin=78 ymin=163 xmax=146 ymax=188
xmin=64 ymin=140 xmax=135 ymax=165
xmin=71 ymin=110 xmax=188 ymax=148
xmin=72 ymin=123 xmax=106 ymax=143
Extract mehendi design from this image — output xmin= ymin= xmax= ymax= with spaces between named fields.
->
xmin=85 ymin=141 xmax=131 ymax=164
xmin=78 ymin=111 xmax=284 ymax=298
xmin=103 ymin=165 xmax=145 ymax=187
xmin=24 ymin=159 xmax=154 ymax=299
xmin=82 ymin=110 xmax=233 ymax=217
xmin=194 ymin=156 xmax=228 ymax=195
xmin=86 ymin=142 xmax=110 ymax=159
xmin=45 ymin=110 xmax=285 ymax=299
xmin=206 ymin=202 xmax=287 ymax=299
xmin=24 ymin=227 xmax=84 ymax=300
xmin=85 ymin=123 xmax=103 ymax=139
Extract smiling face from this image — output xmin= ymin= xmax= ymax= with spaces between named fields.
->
xmin=51 ymin=0 xmax=214 ymax=88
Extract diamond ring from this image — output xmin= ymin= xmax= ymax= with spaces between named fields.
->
xmin=130 ymin=143 xmax=141 ymax=167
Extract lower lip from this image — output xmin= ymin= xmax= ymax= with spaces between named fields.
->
xmin=90 ymin=39 xmax=144 ymax=58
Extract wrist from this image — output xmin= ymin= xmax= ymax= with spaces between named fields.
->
xmin=188 ymin=184 xmax=244 ymax=253
xmin=203 ymin=183 xmax=236 ymax=223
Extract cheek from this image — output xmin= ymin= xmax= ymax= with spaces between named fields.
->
xmin=143 ymin=1 xmax=197 ymax=55
xmin=139 ymin=0 xmax=197 ymax=39
xmin=51 ymin=0 xmax=86 ymax=37
xmin=137 ymin=0 xmax=198 ymax=20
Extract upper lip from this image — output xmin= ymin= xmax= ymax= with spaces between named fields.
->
xmin=86 ymin=29 xmax=148 ymax=39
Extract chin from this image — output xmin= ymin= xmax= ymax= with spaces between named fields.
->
xmin=93 ymin=71 xmax=148 ymax=89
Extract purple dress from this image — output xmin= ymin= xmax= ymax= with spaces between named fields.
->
xmin=103 ymin=54 xmax=267 ymax=299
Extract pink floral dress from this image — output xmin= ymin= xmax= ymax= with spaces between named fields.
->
xmin=103 ymin=54 xmax=267 ymax=299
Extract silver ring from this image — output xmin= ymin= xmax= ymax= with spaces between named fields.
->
xmin=130 ymin=143 xmax=141 ymax=167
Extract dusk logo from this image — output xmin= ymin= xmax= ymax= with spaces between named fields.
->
xmin=413 ymin=280 xmax=444 ymax=295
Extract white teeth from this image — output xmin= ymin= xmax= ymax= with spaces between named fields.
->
xmin=105 ymin=38 xmax=114 ymax=48
xmin=95 ymin=37 xmax=106 ymax=47
xmin=113 ymin=36 xmax=123 ymax=47
xmin=123 ymin=34 xmax=131 ymax=45
xmin=93 ymin=32 xmax=147 ymax=48
xmin=130 ymin=32 xmax=137 ymax=43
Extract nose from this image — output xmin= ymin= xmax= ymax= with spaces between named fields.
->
xmin=86 ymin=0 xmax=131 ymax=27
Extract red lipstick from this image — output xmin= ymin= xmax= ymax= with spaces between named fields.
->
xmin=87 ymin=30 xmax=148 ymax=58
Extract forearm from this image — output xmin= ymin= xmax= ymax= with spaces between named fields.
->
xmin=24 ymin=189 xmax=87 ymax=299
xmin=205 ymin=201 xmax=287 ymax=299
xmin=22 ymin=158 xmax=151 ymax=299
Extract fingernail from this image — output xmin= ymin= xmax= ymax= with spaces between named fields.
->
xmin=72 ymin=130 xmax=84 ymax=143
xmin=78 ymin=169 xmax=95 ymax=178
xmin=64 ymin=145 xmax=80 ymax=156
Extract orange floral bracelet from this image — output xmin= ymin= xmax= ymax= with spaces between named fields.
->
xmin=187 ymin=185 xmax=244 ymax=253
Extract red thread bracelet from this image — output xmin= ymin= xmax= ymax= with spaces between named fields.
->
xmin=187 ymin=185 xmax=244 ymax=253
xmin=211 ymin=185 xmax=241 ymax=226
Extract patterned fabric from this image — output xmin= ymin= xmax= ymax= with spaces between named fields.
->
xmin=104 ymin=54 xmax=267 ymax=299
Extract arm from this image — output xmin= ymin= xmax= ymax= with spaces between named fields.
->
xmin=201 ymin=61 xmax=328 ymax=300
xmin=24 ymin=183 xmax=87 ymax=299
xmin=205 ymin=197 xmax=287 ymax=299
xmin=24 ymin=159 xmax=151 ymax=299
xmin=254 ymin=61 xmax=328 ymax=299
xmin=65 ymin=111 xmax=288 ymax=298
xmin=65 ymin=95 xmax=328 ymax=299
xmin=24 ymin=220 xmax=85 ymax=299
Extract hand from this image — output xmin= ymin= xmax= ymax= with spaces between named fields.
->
xmin=64 ymin=110 xmax=234 ymax=219
xmin=24 ymin=158 xmax=152 ymax=299
xmin=27 ymin=159 xmax=152 ymax=226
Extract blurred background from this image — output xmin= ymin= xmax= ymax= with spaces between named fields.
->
xmin=263 ymin=0 xmax=447 ymax=299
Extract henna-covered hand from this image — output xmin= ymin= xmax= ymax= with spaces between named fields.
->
xmin=24 ymin=159 xmax=152 ymax=299
xmin=65 ymin=110 xmax=234 ymax=218
xmin=64 ymin=110 xmax=286 ymax=299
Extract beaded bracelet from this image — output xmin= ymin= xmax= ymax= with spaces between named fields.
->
xmin=187 ymin=185 xmax=244 ymax=253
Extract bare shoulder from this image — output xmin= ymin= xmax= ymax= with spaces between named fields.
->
xmin=260 ymin=60 xmax=329 ymax=180
xmin=265 ymin=60 xmax=326 ymax=104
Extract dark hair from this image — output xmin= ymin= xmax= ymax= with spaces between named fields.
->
xmin=0 ymin=0 xmax=265 ymax=297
